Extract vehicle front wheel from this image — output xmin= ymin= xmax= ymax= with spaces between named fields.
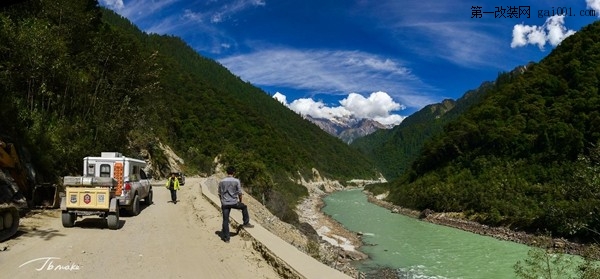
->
xmin=61 ymin=212 xmax=76 ymax=227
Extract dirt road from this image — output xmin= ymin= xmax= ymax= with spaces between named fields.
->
xmin=0 ymin=177 xmax=281 ymax=279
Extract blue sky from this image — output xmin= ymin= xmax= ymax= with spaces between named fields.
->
xmin=100 ymin=0 xmax=600 ymax=126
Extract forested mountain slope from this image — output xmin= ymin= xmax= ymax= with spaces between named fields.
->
xmin=351 ymin=80 xmax=496 ymax=180
xmin=386 ymin=20 xmax=600 ymax=241
xmin=0 ymin=0 xmax=376 ymax=224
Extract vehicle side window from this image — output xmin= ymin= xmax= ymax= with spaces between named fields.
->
xmin=131 ymin=165 xmax=139 ymax=181
xmin=87 ymin=164 xmax=96 ymax=176
xmin=99 ymin=164 xmax=111 ymax=177
xmin=140 ymin=170 xmax=148 ymax=180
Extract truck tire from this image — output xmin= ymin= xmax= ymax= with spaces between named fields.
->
xmin=0 ymin=205 xmax=19 ymax=241
xmin=143 ymin=190 xmax=153 ymax=206
xmin=61 ymin=212 xmax=75 ymax=227
xmin=129 ymin=194 xmax=140 ymax=216
xmin=107 ymin=210 xmax=119 ymax=230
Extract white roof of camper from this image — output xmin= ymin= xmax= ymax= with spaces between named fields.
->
xmin=83 ymin=152 xmax=146 ymax=165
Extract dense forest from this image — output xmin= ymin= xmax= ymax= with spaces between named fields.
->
xmin=352 ymin=68 xmax=528 ymax=181
xmin=0 ymin=0 xmax=377 ymax=224
xmin=351 ymin=81 xmax=488 ymax=180
xmin=372 ymin=21 xmax=600 ymax=242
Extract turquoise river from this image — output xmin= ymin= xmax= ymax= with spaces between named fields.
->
xmin=321 ymin=188 xmax=580 ymax=279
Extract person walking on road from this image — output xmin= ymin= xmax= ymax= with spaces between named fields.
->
xmin=218 ymin=166 xmax=254 ymax=243
xmin=165 ymin=172 xmax=180 ymax=204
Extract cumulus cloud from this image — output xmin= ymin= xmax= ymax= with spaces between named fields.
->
xmin=289 ymin=98 xmax=353 ymax=120
xmin=275 ymin=91 xmax=406 ymax=126
xmin=511 ymin=15 xmax=576 ymax=50
xmin=272 ymin=92 xmax=287 ymax=104
xmin=588 ymin=0 xmax=600 ymax=14
xmin=340 ymin=92 xmax=402 ymax=118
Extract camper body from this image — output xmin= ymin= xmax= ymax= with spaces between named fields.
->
xmin=82 ymin=152 xmax=153 ymax=214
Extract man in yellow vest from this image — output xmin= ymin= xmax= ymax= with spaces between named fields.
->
xmin=165 ymin=172 xmax=180 ymax=204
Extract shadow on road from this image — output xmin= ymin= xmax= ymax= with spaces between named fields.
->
xmin=72 ymin=217 xmax=126 ymax=230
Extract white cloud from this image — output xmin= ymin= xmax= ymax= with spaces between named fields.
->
xmin=511 ymin=15 xmax=576 ymax=50
xmin=289 ymin=98 xmax=352 ymax=120
xmin=340 ymin=92 xmax=404 ymax=119
xmin=183 ymin=9 xmax=205 ymax=23
xmin=99 ymin=0 xmax=124 ymax=10
xmin=587 ymin=0 xmax=600 ymax=14
xmin=220 ymin=48 xmax=438 ymax=109
xmin=272 ymin=92 xmax=287 ymax=104
xmin=210 ymin=0 xmax=267 ymax=23
xmin=274 ymin=91 xmax=405 ymax=126
xmin=105 ymin=0 xmax=179 ymax=22
xmin=116 ymin=0 xmax=264 ymax=22
xmin=99 ymin=0 xmax=263 ymax=36
xmin=253 ymin=0 xmax=266 ymax=6
xmin=99 ymin=0 xmax=265 ymax=54
xmin=354 ymin=1 xmax=507 ymax=69
xmin=373 ymin=114 xmax=405 ymax=126
xmin=408 ymin=22 xmax=506 ymax=69
xmin=546 ymin=16 xmax=577 ymax=46
xmin=340 ymin=92 xmax=405 ymax=126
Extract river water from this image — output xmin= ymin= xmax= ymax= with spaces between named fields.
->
xmin=322 ymin=188 xmax=544 ymax=279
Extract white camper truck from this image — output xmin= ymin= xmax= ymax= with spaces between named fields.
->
xmin=83 ymin=152 xmax=153 ymax=212
xmin=61 ymin=152 xmax=153 ymax=229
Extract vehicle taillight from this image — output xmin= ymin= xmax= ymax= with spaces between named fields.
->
xmin=124 ymin=182 xmax=132 ymax=191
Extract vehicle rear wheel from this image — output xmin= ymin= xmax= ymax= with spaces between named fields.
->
xmin=61 ymin=212 xmax=75 ymax=227
xmin=143 ymin=190 xmax=153 ymax=206
xmin=129 ymin=195 xmax=140 ymax=216
xmin=107 ymin=210 xmax=119 ymax=230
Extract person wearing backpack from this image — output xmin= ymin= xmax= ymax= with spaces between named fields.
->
xmin=165 ymin=172 xmax=180 ymax=204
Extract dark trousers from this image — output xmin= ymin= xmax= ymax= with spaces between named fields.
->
xmin=221 ymin=203 xmax=249 ymax=240
xmin=169 ymin=189 xmax=177 ymax=202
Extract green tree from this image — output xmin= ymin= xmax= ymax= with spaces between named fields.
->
xmin=514 ymin=247 xmax=577 ymax=279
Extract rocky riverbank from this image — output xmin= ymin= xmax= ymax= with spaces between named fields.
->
xmin=365 ymin=191 xmax=587 ymax=257
xmin=293 ymin=170 xmax=370 ymax=276
xmin=207 ymin=165 xmax=370 ymax=277
xmin=210 ymin=171 xmax=365 ymax=278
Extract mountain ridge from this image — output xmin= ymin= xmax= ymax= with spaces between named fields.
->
xmin=304 ymin=115 xmax=391 ymax=143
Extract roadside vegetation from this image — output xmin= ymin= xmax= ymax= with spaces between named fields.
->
xmin=515 ymin=242 xmax=600 ymax=279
